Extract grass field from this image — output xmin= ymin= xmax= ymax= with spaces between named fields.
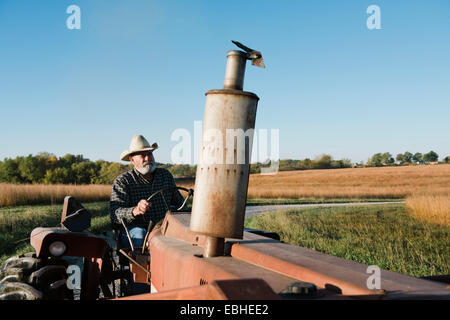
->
xmin=247 ymin=164 xmax=450 ymax=199
xmin=406 ymin=192 xmax=450 ymax=227
xmin=1 ymin=164 xmax=448 ymax=207
xmin=0 ymin=183 xmax=112 ymax=207
xmin=244 ymin=204 xmax=449 ymax=277
xmin=0 ymin=202 xmax=111 ymax=264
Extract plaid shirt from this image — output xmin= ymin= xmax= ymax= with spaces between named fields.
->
xmin=110 ymin=167 xmax=184 ymax=229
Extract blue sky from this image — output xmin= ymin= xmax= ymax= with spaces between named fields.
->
xmin=0 ymin=0 xmax=449 ymax=164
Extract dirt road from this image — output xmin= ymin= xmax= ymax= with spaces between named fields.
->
xmin=244 ymin=201 xmax=405 ymax=218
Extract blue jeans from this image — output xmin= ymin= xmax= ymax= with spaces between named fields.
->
xmin=119 ymin=226 xmax=146 ymax=249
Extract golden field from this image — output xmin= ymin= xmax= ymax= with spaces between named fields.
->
xmin=406 ymin=192 xmax=450 ymax=227
xmin=247 ymin=164 xmax=450 ymax=200
xmin=0 ymin=183 xmax=112 ymax=207
xmin=1 ymin=165 xmax=449 ymax=206
xmin=246 ymin=164 xmax=450 ymax=226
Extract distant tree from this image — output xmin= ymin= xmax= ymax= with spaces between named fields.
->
xmin=250 ymin=162 xmax=262 ymax=174
xmin=444 ymin=156 xmax=450 ymax=164
xmin=337 ymin=158 xmax=352 ymax=168
xmin=59 ymin=154 xmax=86 ymax=168
xmin=43 ymin=168 xmax=71 ymax=184
xmin=313 ymin=154 xmax=332 ymax=169
xmin=368 ymin=153 xmax=383 ymax=167
xmin=18 ymin=154 xmax=49 ymax=183
xmin=381 ymin=152 xmax=394 ymax=165
xmin=396 ymin=153 xmax=404 ymax=164
xmin=423 ymin=151 xmax=439 ymax=163
xmin=279 ymin=159 xmax=294 ymax=171
xmin=0 ymin=158 xmax=25 ymax=183
xmin=169 ymin=164 xmax=196 ymax=177
xmin=403 ymin=151 xmax=413 ymax=163
xmin=413 ymin=152 xmax=423 ymax=164
xmin=302 ymin=158 xmax=312 ymax=169
xmin=279 ymin=159 xmax=309 ymax=171
xmin=95 ymin=161 xmax=130 ymax=184
xmin=72 ymin=162 xmax=99 ymax=184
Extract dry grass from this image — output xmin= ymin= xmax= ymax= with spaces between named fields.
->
xmin=247 ymin=164 xmax=450 ymax=200
xmin=0 ymin=183 xmax=112 ymax=207
xmin=406 ymin=192 xmax=450 ymax=227
xmin=0 ymin=181 xmax=195 ymax=207
xmin=1 ymin=165 xmax=449 ymax=207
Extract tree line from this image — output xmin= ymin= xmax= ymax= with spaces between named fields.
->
xmin=0 ymin=153 xmax=352 ymax=184
xmin=251 ymin=154 xmax=353 ymax=173
xmin=0 ymin=153 xmax=131 ymax=185
xmin=0 ymin=151 xmax=447 ymax=185
xmin=0 ymin=152 xmax=200 ymax=185
xmin=366 ymin=151 xmax=445 ymax=167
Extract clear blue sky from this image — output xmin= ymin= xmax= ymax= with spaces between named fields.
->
xmin=0 ymin=0 xmax=449 ymax=164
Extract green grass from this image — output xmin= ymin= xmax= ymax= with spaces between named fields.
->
xmin=245 ymin=204 xmax=449 ymax=277
xmin=2 ymin=201 xmax=448 ymax=278
xmin=0 ymin=199 xmax=192 ymax=264
xmin=0 ymin=202 xmax=112 ymax=264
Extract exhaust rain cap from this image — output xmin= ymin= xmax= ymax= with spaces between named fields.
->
xmin=223 ymin=41 xmax=265 ymax=91
xmin=231 ymin=40 xmax=265 ymax=68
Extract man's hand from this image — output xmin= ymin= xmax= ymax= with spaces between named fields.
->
xmin=132 ymin=199 xmax=152 ymax=216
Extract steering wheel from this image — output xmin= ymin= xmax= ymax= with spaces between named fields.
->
xmin=145 ymin=186 xmax=194 ymax=213
xmin=120 ymin=186 xmax=194 ymax=253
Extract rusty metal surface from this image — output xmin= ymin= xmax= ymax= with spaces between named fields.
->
xmin=204 ymin=236 xmax=225 ymax=258
xmin=205 ymin=89 xmax=259 ymax=99
xmin=190 ymin=44 xmax=260 ymax=241
xmin=30 ymin=227 xmax=107 ymax=259
xmin=119 ymin=249 xmax=150 ymax=284
xmin=229 ymin=231 xmax=450 ymax=297
xmin=149 ymin=228 xmax=305 ymax=294
xmin=223 ymin=50 xmax=247 ymax=90
xmin=149 ymin=230 xmax=237 ymax=292
xmin=157 ymin=212 xmax=206 ymax=246
xmin=130 ymin=262 xmax=150 ymax=284
xmin=190 ymin=91 xmax=258 ymax=239
xmin=115 ymin=278 xmax=279 ymax=300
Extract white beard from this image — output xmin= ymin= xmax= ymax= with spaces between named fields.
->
xmin=136 ymin=162 xmax=156 ymax=175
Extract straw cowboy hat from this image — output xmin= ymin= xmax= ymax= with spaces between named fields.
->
xmin=120 ymin=135 xmax=158 ymax=161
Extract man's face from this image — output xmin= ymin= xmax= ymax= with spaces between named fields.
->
xmin=130 ymin=151 xmax=155 ymax=175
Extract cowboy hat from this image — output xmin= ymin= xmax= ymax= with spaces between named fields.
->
xmin=120 ymin=135 xmax=158 ymax=161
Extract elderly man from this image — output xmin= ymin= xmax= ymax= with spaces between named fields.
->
xmin=110 ymin=134 xmax=185 ymax=249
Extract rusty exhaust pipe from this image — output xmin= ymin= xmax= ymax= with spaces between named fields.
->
xmin=190 ymin=41 xmax=264 ymax=257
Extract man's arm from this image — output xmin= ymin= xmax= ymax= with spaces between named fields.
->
xmin=110 ymin=178 xmax=135 ymax=226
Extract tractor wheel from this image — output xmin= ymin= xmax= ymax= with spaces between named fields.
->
xmin=0 ymin=253 xmax=73 ymax=300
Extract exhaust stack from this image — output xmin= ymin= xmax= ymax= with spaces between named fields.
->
xmin=190 ymin=41 xmax=264 ymax=257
